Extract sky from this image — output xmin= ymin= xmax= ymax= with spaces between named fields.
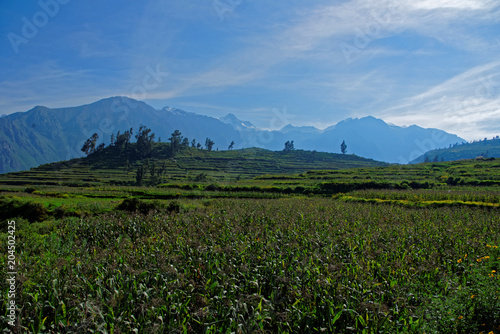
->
xmin=1 ymin=0 xmax=500 ymax=140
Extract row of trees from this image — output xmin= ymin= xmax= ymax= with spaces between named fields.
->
xmin=283 ymin=140 xmax=348 ymax=155
xmin=84 ymin=129 xmax=356 ymax=159
xmin=424 ymin=155 xmax=445 ymax=163
xmin=82 ymin=126 xmax=230 ymax=160
xmin=169 ymin=130 xmax=218 ymax=154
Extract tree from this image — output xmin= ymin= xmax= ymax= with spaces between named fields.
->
xmin=340 ymin=140 xmax=347 ymax=155
xmin=228 ymin=141 xmax=235 ymax=150
xmin=424 ymin=155 xmax=430 ymax=163
xmin=169 ymin=130 xmax=183 ymax=156
xmin=136 ymin=165 xmax=145 ymax=186
xmin=110 ymin=133 xmax=116 ymax=147
xmin=115 ymin=128 xmax=133 ymax=151
xmin=283 ymin=140 xmax=294 ymax=151
xmin=81 ymin=133 xmax=99 ymax=155
xmin=135 ymin=125 xmax=155 ymax=159
xmin=96 ymin=143 xmax=105 ymax=152
xmin=182 ymin=137 xmax=190 ymax=147
xmin=150 ymin=162 xmax=156 ymax=177
xmin=205 ymin=138 xmax=215 ymax=151
xmin=197 ymin=143 xmax=202 ymax=149
xmin=191 ymin=139 xmax=197 ymax=148
xmin=433 ymin=155 xmax=439 ymax=162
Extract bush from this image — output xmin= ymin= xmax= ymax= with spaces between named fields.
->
xmin=166 ymin=201 xmax=181 ymax=213
xmin=23 ymin=202 xmax=49 ymax=222
xmin=204 ymin=184 xmax=220 ymax=191
xmin=194 ymin=173 xmax=208 ymax=182
xmin=25 ymin=186 xmax=37 ymax=194
xmin=0 ymin=200 xmax=49 ymax=222
xmin=116 ymin=198 xmax=159 ymax=214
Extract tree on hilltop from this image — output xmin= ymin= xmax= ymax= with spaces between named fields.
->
xmin=205 ymin=138 xmax=215 ymax=151
xmin=340 ymin=140 xmax=347 ymax=155
xmin=169 ymin=130 xmax=183 ymax=156
xmin=115 ymin=128 xmax=133 ymax=151
xmin=135 ymin=125 xmax=155 ymax=159
xmin=283 ymin=140 xmax=294 ymax=151
xmin=81 ymin=133 xmax=99 ymax=155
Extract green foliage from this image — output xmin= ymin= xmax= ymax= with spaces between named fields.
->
xmin=116 ymin=198 xmax=160 ymax=214
xmin=3 ymin=154 xmax=500 ymax=331
xmin=284 ymin=140 xmax=295 ymax=151
xmin=341 ymin=140 xmax=347 ymax=155
xmin=0 ymin=199 xmax=49 ymax=222
xmin=412 ymin=137 xmax=500 ymax=163
xmin=205 ymin=138 xmax=215 ymax=151
xmin=193 ymin=173 xmax=208 ymax=182
xmin=81 ymin=133 xmax=99 ymax=155
xmin=169 ymin=129 xmax=183 ymax=156
xmin=166 ymin=200 xmax=181 ymax=213
xmin=2 ymin=198 xmax=499 ymax=332
xmin=424 ymin=249 xmax=500 ymax=333
xmin=134 ymin=125 xmax=155 ymax=159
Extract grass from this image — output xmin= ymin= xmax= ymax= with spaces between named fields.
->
xmin=1 ymin=198 xmax=499 ymax=333
xmin=0 ymin=151 xmax=500 ymax=332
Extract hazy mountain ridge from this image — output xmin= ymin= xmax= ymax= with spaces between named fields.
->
xmin=410 ymin=138 xmax=500 ymax=163
xmin=0 ymin=96 xmax=465 ymax=173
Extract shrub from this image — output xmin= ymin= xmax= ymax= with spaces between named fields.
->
xmin=166 ymin=200 xmax=181 ymax=213
xmin=204 ymin=184 xmax=219 ymax=191
xmin=23 ymin=202 xmax=49 ymax=222
xmin=25 ymin=186 xmax=37 ymax=194
xmin=116 ymin=198 xmax=158 ymax=214
xmin=0 ymin=200 xmax=49 ymax=222
xmin=194 ymin=173 xmax=208 ymax=182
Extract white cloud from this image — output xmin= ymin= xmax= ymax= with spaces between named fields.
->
xmin=377 ymin=60 xmax=500 ymax=140
xmin=409 ymin=0 xmax=496 ymax=10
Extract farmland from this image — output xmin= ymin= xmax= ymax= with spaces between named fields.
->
xmin=1 ymin=149 xmax=500 ymax=333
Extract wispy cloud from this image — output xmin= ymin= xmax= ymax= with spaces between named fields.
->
xmin=0 ymin=61 xmax=116 ymax=111
xmin=147 ymin=0 xmax=499 ymax=100
xmin=1 ymin=0 xmax=499 ymax=140
xmin=378 ymin=60 xmax=500 ymax=140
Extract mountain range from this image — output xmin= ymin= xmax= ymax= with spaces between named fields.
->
xmin=410 ymin=137 xmax=500 ymax=163
xmin=0 ymin=96 xmax=465 ymax=174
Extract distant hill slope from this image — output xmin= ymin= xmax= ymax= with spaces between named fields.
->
xmin=0 ymin=144 xmax=390 ymax=186
xmin=0 ymin=96 xmax=465 ymax=173
xmin=410 ymin=138 xmax=500 ymax=163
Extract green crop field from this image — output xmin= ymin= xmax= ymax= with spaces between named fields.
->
xmin=1 ymin=148 xmax=500 ymax=333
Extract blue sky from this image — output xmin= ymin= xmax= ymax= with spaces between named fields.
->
xmin=1 ymin=0 xmax=499 ymax=140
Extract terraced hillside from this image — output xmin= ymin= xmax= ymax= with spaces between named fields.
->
xmin=0 ymin=145 xmax=388 ymax=187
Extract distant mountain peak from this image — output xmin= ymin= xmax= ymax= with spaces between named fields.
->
xmin=279 ymin=124 xmax=320 ymax=134
xmin=220 ymin=113 xmax=255 ymax=129
xmin=161 ymin=106 xmax=196 ymax=116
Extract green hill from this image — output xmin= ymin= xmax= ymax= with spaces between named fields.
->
xmin=410 ymin=137 xmax=500 ymax=163
xmin=0 ymin=143 xmax=388 ymax=187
